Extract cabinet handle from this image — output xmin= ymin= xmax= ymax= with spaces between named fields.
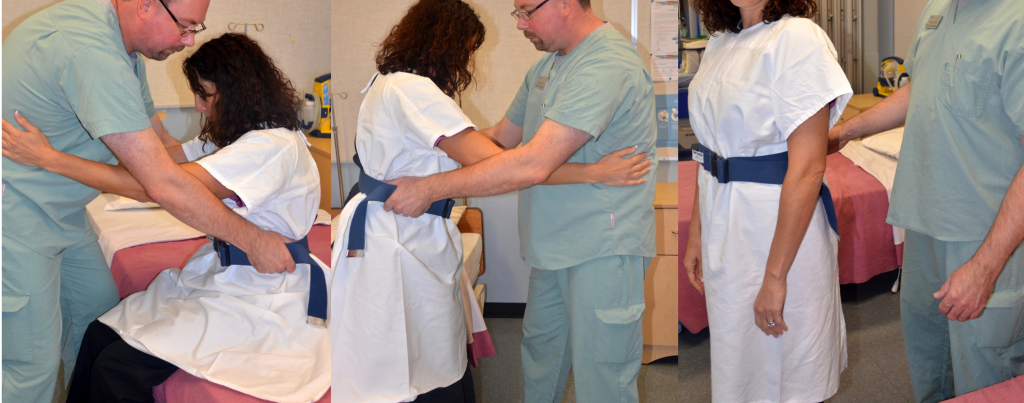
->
xmin=671 ymin=230 xmax=679 ymax=234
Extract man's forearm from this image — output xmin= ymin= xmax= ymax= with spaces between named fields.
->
xmin=972 ymin=158 xmax=1024 ymax=282
xmin=141 ymin=168 xmax=266 ymax=249
xmin=838 ymin=83 xmax=912 ymax=141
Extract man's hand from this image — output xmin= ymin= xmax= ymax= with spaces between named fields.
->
xmin=934 ymin=259 xmax=997 ymax=322
xmin=384 ymin=176 xmax=433 ymax=218
xmin=592 ymin=145 xmax=651 ymax=186
xmin=827 ymin=124 xmax=850 ymax=155
xmin=245 ymin=230 xmax=297 ymax=274
xmin=2 ymin=112 xmax=59 ymax=168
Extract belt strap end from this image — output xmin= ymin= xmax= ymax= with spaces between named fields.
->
xmin=307 ymin=316 xmax=327 ymax=327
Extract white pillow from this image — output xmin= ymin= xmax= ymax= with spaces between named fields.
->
xmin=104 ymin=196 xmax=161 ymax=211
xmin=860 ymin=127 xmax=905 ymax=159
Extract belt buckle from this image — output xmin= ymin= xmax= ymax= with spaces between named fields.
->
xmin=442 ymin=199 xmax=455 ymax=219
xmin=713 ymin=154 xmax=729 ymax=184
xmin=210 ymin=236 xmax=231 ymax=266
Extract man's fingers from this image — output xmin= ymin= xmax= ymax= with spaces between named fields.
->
xmin=937 ymin=282 xmax=950 ymax=300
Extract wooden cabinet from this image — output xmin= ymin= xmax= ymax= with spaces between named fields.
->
xmin=642 ymin=182 xmax=679 ymax=364
xmin=305 ymin=135 xmax=336 ymax=215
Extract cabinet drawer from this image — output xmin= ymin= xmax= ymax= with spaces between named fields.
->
xmin=654 ymin=207 xmax=678 ymax=256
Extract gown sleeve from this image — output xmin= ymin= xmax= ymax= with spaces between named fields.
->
xmin=768 ymin=18 xmax=853 ymax=139
xmin=385 ymin=76 xmax=476 ymax=154
xmin=195 ymin=130 xmax=300 ymax=211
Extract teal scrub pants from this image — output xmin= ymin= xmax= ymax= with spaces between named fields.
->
xmin=2 ymin=226 xmax=120 ymax=403
xmin=901 ymin=230 xmax=1024 ymax=403
xmin=521 ymin=255 xmax=648 ymax=403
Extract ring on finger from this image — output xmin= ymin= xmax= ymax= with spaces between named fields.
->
xmin=768 ymin=321 xmax=776 ymax=327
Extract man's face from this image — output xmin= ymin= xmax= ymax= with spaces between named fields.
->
xmin=138 ymin=0 xmax=210 ymax=60
xmin=515 ymin=0 xmax=558 ymax=52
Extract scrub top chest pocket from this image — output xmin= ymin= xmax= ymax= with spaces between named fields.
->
xmin=939 ymin=57 xmax=995 ymax=117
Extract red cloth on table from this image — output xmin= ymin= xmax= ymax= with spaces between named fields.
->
xmin=107 ymin=225 xmax=331 ymax=403
xmin=677 ymin=154 xmax=903 ymax=334
xmin=941 ymin=376 xmax=1024 ymax=402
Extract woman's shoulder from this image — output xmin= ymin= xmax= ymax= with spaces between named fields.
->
xmin=768 ymin=16 xmax=827 ymax=41
xmin=764 ymin=16 xmax=834 ymax=55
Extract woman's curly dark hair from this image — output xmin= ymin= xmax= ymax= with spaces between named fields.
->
xmin=375 ymin=0 xmax=485 ymax=98
xmin=694 ymin=0 xmax=817 ymax=34
xmin=183 ymin=33 xmax=300 ymax=148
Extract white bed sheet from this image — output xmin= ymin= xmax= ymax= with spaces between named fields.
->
xmin=86 ymin=194 xmax=331 ymax=265
xmin=839 ymin=140 xmax=905 ymax=245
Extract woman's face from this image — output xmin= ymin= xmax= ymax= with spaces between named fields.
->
xmin=730 ymin=0 xmax=769 ymax=11
xmin=193 ymin=78 xmax=219 ymax=121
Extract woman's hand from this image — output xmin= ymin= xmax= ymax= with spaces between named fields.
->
xmin=753 ymin=275 xmax=789 ymax=337
xmin=2 ymin=112 xmax=58 ymax=169
xmin=683 ymin=221 xmax=705 ymax=295
xmin=592 ymin=145 xmax=651 ymax=186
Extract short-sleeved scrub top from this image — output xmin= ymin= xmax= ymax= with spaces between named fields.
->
xmin=507 ymin=24 xmax=658 ymax=270
xmin=688 ymin=16 xmax=853 ymax=403
xmin=2 ymin=0 xmax=157 ymax=257
xmin=331 ymin=72 xmax=473 ymax=403
xmin=889 ymin=0 xmax=1024 ymax=242
xmin=99 ymin=128 xmax=329 ymax=403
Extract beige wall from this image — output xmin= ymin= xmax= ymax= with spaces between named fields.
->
xmin=894 ymin=0 xmax=929 ymax=58
xmin=3 ymin=0 xmax=331 ymax=108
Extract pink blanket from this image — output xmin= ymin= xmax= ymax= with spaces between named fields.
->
xmin=678 ymin=154 xmax=903 ymax=334
xmin=942 ymin=376 xmax=1024 ymax=402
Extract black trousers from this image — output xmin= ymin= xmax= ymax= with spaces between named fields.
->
xmin=415 ymin=365 xmax=475 ymax=403
xmin=66 ymin=320 xmax=178 ymax=403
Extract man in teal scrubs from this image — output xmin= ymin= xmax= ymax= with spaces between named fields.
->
xmin=1 ymin=1 xmax=297 ymax=402
xmin=383 ymin=1 xmax=656 ymax=401
xmin=829 ymin=0 xmax=1024 ymax=400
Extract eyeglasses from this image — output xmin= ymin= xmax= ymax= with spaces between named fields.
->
xmin=511 ymin=0 xmax=550 ymax=21
xmin=158 ymin=0 xmax=206 ymax=36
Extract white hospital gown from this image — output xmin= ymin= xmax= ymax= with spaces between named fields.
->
xmin=98 ymin=128 xmax=329 ymax=403
xmin=331 ymin=72 xmax=470 ymax=403
xmin=688 ymin=16 xmax=852 ymax=403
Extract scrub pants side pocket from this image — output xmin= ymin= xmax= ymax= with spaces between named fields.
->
xmin=2 ymin=293 xmax=33 ymax=363
xmin=593 ymin=256 xmax=646 ymax=364
xmin=970 ymin=247 xmax=1024 ymax=348
xmin=969 ymin=288 xmax=1024 ymax=348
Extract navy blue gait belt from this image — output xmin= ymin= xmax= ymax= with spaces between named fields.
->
xmin=210 ymin=235 xmax=329 ymax=327
xmin=346 ymin=156 xmax=455 ymax=257
xmin=693 ymin=143 xmax=839 ymax=237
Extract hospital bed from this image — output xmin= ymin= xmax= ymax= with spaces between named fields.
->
xmin=678 ymin=95 xmax=905 ymax=333
xmin=85 ymin=194 xmax=333 ymax=403
xmin=85 ymin=195 xmax=493 ymax=402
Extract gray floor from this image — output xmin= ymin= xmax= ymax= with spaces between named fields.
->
xmin=481 ymin=317 xmax=679 ymax=403
xmin=679 ymin=270 xmax=917 ymax=403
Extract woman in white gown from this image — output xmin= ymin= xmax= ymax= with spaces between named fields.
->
xmin=682 ymin=1 xmax=853 ymax=402
xmin=330 ymin=1 xmax=653 ymax=402
xmin=1 ymin=34 xmax=329 ymax=403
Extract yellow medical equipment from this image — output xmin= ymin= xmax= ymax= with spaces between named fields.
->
xmin=309 ymin=74 xmax=331 ymax=138
xmin=873 ymin=57 xmax=908 ymax=98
